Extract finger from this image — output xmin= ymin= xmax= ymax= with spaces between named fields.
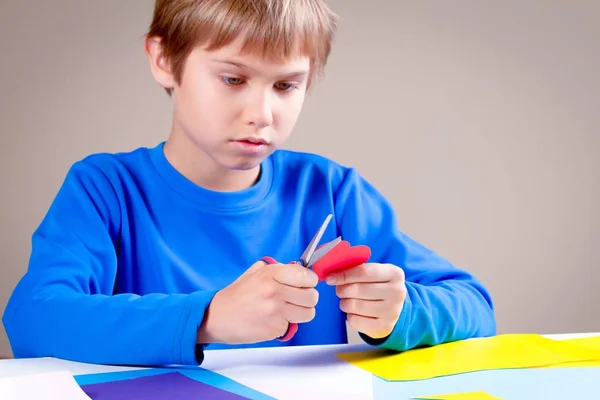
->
xmin=347 ymin=314 xmax=394 ymax=340
xmin=326 ymin=263 xmax=401 ymax=286
xmin=244 ymin=259 xmax=270 ymax=275
xmin=273 ymin=263 xmax=318 ymax=288
xmin=339 ymin=298 xmax=387 ymax=318
xmin=335 ymin=282 xmax=390 ymax=300
xmin=283 ymin=303 xmax=316 ymax=324
xmin=346 ymin=314 xmax=380 ymax=336
xmin=279 ymin=285 xmax=319 ymax=308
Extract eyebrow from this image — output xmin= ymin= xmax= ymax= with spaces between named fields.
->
xmin=211 ymin=59 xmax=309 ymax=79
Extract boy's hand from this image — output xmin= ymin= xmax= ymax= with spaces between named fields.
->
xmin=326 ymin=263 xmax=407 ymax=340
xmin=197 ymin=260 xmax=319 ymax=345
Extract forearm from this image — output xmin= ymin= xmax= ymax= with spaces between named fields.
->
xmin=3 ymin=287 xmax=216 ymax=366
xmin=362 ymin=278 xmax=496 ymax=351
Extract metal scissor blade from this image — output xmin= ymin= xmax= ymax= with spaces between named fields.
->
xmin=306 ymin=236 xmax=341 ymax=268
xmin=298 ymin=214 xmax=333 ymax=267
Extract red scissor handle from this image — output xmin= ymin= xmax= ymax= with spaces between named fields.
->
xmin=260 ymin=256 xmax=299 ymax=341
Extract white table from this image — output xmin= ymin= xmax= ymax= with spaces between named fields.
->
xmin=0 ymin=342 xmax=376 ymax=400
xmin=0 ymin=333 xmax=598 ymax=400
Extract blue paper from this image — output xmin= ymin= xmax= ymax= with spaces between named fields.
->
xmin=74 ymin=367 xmax=275 ymax=400
xmin=373 ymin=367 xmax=600 ymax=400
xmin=80 ymin=371 xmax=248 ymax=399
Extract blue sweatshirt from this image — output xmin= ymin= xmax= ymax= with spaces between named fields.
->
xmin=3 ymin=142 xmax=495 ymax=366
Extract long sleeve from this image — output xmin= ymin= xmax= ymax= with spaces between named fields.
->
xmin=2 ymin=162 xmax=215 ymax=366
xmin=333 ymin=168 xmax=496 ymax=351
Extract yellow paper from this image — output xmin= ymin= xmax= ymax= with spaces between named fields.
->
xmin=412 ymin=391 xmax=502 ymax=400
xmin=336 ymin=333 xmax=600 ymax=381
xmin=561 ymin=335 xmax=600 ymax=351
xmin=544 ymin=336 xmax=600 ymax=368
xmin=546 ymin=360 xmax=600 ymax=368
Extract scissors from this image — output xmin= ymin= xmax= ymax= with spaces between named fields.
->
xmin=260 ymin=213 xmax=371 ymax=342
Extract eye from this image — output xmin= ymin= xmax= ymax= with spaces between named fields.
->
xmin=222 ymin=76 xmax=245 ymax=86
xmin=274 ymin=82 xmax=298 ymax=92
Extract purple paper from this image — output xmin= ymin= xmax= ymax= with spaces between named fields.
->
xmin=80 ymin=371 xmax=249 ymax=399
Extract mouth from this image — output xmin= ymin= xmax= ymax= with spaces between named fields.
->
xmin=233 ymin=137 xmax=269 ymax=145
xmin=231 ymin=137 xmax=271 ymax=154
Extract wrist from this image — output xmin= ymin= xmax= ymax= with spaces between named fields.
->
xmin=196 ymin=292 xmax=224 ymax=344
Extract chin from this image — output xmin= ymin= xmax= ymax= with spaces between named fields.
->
xmin=222 ymin=156 xmax=265 ymax=171
xmin=223 ymin=149 xmax=274 ymax=171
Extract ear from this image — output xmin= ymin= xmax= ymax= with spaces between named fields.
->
xmin=144 ymin=36 xmax=175 ymax=90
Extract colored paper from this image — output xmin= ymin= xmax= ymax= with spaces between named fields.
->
xmin=75 ymin=367 xmax=275 ymax=400
xmin=561 ymin=335 xmax=600 ymax=351
xmin=337 ymin=333 xmax=600 ymax=381
xmin=544 ymin=335 xmax=600 ymax=368
xmin=80 ymin=371 xmax=249 ymax=399
xmin=372 ymin=366 xmax=600 ymax=400
xmin=411 ymin=391 xmax=501 ymax=400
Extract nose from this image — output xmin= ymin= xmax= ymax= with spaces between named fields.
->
xmin=243 ymin=89 xmax=273 ymax=129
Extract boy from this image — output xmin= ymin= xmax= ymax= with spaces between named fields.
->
xmin=2 ymin=0 xmax=496 ymax=366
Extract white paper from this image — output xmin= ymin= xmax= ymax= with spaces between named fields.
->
xmin=201 ymin=343 xmax=375 ymax=400
xmin=0 ymin=370 xmax=91 ymax=400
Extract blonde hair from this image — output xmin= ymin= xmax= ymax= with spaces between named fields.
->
xmin=146 ymin=0 xmax=338 ymax=92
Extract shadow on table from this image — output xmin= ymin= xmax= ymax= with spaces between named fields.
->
xmin=178 ymin=343 xmax=375 ymax=371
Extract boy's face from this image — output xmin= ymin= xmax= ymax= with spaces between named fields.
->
xmin=148 ymin=36 xmax=311 ymax=175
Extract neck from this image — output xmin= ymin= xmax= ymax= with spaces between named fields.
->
xmin=163 ymin=136 xmax=260 ymax=193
